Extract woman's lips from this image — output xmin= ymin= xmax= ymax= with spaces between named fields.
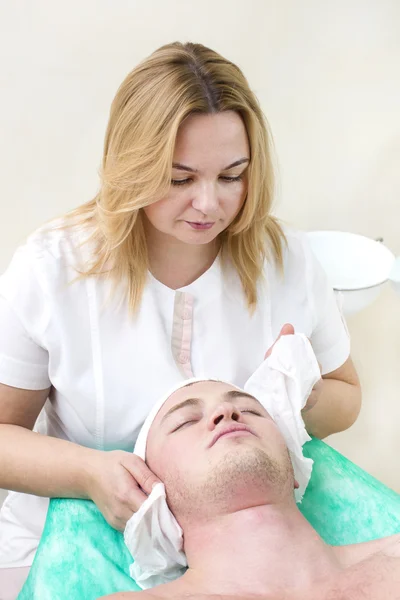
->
xmin=185 ymin=221 xmax=215 ymax=230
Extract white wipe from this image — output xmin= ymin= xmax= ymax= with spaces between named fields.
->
xmin=124 ymin=482 xmax=187 ymax=588
xmin=124 ymin=333 xmax=321 ymax=589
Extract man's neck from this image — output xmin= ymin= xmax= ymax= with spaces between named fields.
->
xmin=180 ymin=502 xmax=342 ymax=598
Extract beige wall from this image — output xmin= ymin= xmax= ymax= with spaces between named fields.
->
xmin=0 ymin=0 xmax=399 ymax=499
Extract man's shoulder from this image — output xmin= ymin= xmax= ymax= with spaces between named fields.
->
xmin=100 ymin=591 xmax=164 ymax=599
xmin=100 ymin=592 xmax=227 ymax=600
xmin=323 ymin=536 xmax=400 ymax=600
xmin=101 ymin=589 xmax=287 ymax=600
xmin=334 ymin=533 xmax=400 ymax=567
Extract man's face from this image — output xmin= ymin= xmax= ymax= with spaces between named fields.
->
xmin=146 ymin=381 xmax=295 ymax=522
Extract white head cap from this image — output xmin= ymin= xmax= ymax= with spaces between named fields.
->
xmin=134 ymin=377 xmax=216 ymax=460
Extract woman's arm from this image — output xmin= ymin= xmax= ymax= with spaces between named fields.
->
xmin=0 ymin=382 xmax=161 ymax=530
xmin=0 ymin=382 xmax=95 ymax=498
xmin=302 ymin=356 xmax=361 ymax=439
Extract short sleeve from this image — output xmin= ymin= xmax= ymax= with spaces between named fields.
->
xmin=303 ymin=238 xmax=350 ymax=375
xmin=0 ymin=244 xmax=51 ymax=390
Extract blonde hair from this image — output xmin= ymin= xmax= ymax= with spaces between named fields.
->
xmin=67 ymin=42 xmax=286 ymax=311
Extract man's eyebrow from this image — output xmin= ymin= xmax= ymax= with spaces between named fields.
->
xmin=172 ymin=157 xmax=249 ymax=173
xmin=160 ymin=397 xmax=202 ymax=424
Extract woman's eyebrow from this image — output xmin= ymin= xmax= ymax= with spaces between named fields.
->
xmin=172 ymin=157 xmax=249 ymax=173
xmin=160 ymin=397 xmax=202 ymax=424
xmin=222 ymin=158 xmax=249 ymax=170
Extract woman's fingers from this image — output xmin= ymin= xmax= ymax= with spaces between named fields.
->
xmin=103 ymin=474 xmax=148 ymax=530
xmin=280 ymin=323 xmax=295 ymax=337
xmin=120 ymin=469 xmax=150 ymax=510
xmin=121 ymin=454 xmax=161 ymax=495
xmin=112 ymin=505 xmax=143 ymax=532
xmin=264 ymin=323 xmax=295 ymax=359
xmin=86 ymin=450 xmax=162 ymax=530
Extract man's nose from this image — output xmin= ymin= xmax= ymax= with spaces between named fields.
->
xmin=208 ymin=402 xmax=240 ymax=429
xmin=191 ymin=181 xmax=219 ymax=215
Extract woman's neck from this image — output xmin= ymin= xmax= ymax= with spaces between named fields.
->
xmin=146 ymin=228 xmax=220 ymax=290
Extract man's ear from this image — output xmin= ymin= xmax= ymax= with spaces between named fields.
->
xmin=294 ymin=480 xmax=300 ymax=490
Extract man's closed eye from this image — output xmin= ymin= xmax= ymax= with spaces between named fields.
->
xmin=241 ymin=409 xmax=264 ymax=417
xmin=171 ymin=419 xmax=199 ymax=433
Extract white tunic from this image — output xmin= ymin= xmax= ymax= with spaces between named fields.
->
xmin=0 ymin=223 xmax=350 ymax=568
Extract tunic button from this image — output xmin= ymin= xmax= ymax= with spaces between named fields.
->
xmin=182 ymin=309 xmax=191 ymax=320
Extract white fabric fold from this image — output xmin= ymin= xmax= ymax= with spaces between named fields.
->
xmin=124 ymin=482 xmax=187 ymax=589
xmin=124 ymin=333 xmax=321 ymax=589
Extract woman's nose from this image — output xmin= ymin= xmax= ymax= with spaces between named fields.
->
xmin=191 ymin=182 xmax=219 ymax=215
xmin=208 ymin=402 xmax=240 ymax=429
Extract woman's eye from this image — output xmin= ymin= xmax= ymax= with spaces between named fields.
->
xmin=171 ymin=175 xmax=242 ymax=186
xmin=171 ymin=178 xmax=191 ymax=186
xmin=220 ymin=175 xmax=242 ymax=183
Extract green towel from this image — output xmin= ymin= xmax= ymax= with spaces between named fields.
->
xmin=19 ymin=438 xmax=400 ymax=600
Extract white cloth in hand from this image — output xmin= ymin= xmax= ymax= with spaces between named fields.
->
xmin=244 ymin=333 xmax=318 ymax=501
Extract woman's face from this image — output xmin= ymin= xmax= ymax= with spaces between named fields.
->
xmin=143 ymin=111 xmax=250 ymax=247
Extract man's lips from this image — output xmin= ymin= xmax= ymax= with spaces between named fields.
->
xmin=209 ymin=424 xmax=255 ymax=448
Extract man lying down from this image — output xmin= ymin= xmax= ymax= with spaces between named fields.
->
xmin=103 ymin=335 xmax=400 ymax=600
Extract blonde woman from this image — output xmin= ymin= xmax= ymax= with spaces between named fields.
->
xmin=0 ymin=42 xmax=361 ymax=596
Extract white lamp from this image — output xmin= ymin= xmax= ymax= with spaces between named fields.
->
xmin=307 ymin=231 xmax=398 ymax=316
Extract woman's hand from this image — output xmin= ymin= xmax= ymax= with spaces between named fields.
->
xmin=264 ymin=323 xmax=295 ymax=359
xmin=85 ymin=450 xmax=161 ymax=531
xmin=302 ymin=377 xmax=323 ymax=412
xmin=264 ymin=323 xmax=322 ymax=412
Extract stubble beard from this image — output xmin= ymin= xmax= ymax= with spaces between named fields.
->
xmin=165 ymin=445 xmax=292 ymax=521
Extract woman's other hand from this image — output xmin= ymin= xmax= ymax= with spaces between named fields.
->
xmin=264 ymin=323 xmax=295 ymax=359
xmin=264 ymin=323 xmax=322 ymax=412
xmin=302 ymin=376 xmax=323 ymax=412
xmin=86 ymin=450 xmax=161 ymax=531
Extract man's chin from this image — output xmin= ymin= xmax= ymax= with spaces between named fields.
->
xmin=165 ymin=446 xmax=292 ymax=522
xmin=210 ymin=434 xmax=266 ymax=464
xmin=206 ymin=446 xmax=290 ymax=503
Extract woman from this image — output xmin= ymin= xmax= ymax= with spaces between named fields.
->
xmin=0 ymin=42 xmax=361 ymax=595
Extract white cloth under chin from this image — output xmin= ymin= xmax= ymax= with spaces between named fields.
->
xmin=124 ymin=483 xmax=187 ymax=588
xmin=124 ymin=333 xmax=320 ymax=590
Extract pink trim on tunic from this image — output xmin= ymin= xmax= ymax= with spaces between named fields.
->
xmin=171 ymin=292 xmax=194 ymax=378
